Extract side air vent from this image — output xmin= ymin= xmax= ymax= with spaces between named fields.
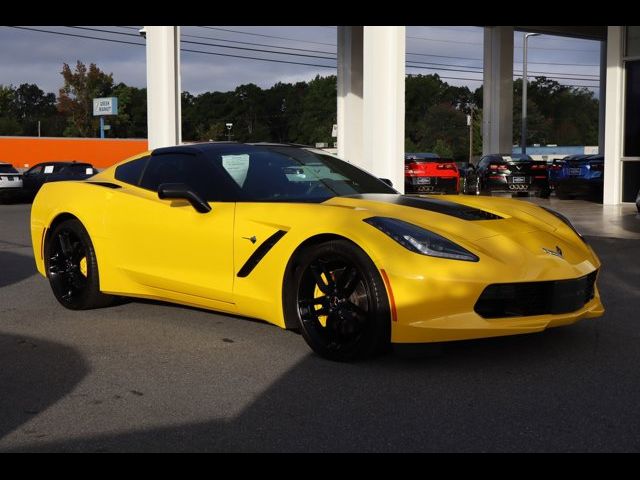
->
xmin=86 ymin=182 xmax=122 ymax=189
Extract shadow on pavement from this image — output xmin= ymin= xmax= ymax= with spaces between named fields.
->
xmin=0 ymin=334 xmax=89 ymax=440
xmin=0 ymin=251 xmax=37 ymax=288
xmin=3 ymin=236 xmax=640 ymax=452
xmin=618 ymin=213 xmax=640 ymax=234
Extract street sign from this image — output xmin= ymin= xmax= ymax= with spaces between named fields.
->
xmin=93 ymin=97 xmax=118 ymax=116
xmin=331 ymin=124 xmax=337 ymax=138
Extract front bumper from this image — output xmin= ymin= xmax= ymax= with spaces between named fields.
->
xmin=378 ymin=229 xmax=603 ymax=344
xmin=391 ymin=293 xmax=603 ymax=343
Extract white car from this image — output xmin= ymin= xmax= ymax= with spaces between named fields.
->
xmin=0 ymin=162 xmax=23 ymax=202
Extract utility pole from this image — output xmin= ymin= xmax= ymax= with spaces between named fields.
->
xmin=522 ymin=32 xmax=540 ymax=155
xmin=467 ymin=111 xmax=473 ymax=163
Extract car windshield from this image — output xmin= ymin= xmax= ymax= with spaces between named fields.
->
xmin=206 ymin=145 xmax=397 ymax=202
xmin=502 ymin=154 xmax=533 ymax=162
xmin=0 ymin=164 xmax=18 ymax=173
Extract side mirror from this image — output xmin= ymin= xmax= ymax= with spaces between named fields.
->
xmin=379 ymin=178 xmax=393 ymax=187
xmin=158 ymin=183 xmax=211 ymax=213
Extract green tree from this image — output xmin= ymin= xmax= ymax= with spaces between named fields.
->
xmin=57 ymin=61 xmax=114 ymax=137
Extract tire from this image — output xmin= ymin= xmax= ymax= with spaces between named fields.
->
xmin=45 ymin=218 xmax=115 ymax=310
xmin=469 ymin=177 xmax=481 ymax=195
xmin=284 ymin=239 xmax=391 ymax=361
xmin=555 ymin=186 xmax=572 ymax=200
xmin=537 ymin=186 xmax=551 ymax=199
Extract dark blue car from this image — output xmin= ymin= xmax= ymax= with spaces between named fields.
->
xmin=549 ymin=154 xmax=603 ymax=199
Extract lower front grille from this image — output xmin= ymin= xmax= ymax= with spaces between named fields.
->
xmin=474 ymin=270 xmax=597 ymax=319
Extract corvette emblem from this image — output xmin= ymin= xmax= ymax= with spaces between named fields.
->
xmin=542 ymin=246 xmax=563 ymax=258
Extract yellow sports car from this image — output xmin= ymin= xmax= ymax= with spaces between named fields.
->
xmin=30 ymin=143 xmax=604 ymax=361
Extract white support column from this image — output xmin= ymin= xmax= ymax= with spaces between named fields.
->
xmin=598 ymin=39 xmax=607 ymax=153
xmin=604 ymin=26 xmax=624 ymax=205
xmin=482 ymin=26 xmax=514 ymax=155
xmin=144 ymin=26 xmax=181 ymax=150
xmin=337 ymin=26 xmax=363 ymax=165
xmin=362 ymin=26 xmax=406 ymax=192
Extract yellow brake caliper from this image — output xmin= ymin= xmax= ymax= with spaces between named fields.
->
xmin=315 ymin=273 xmax=329 ymax=327
xmin=79 ymin=257 xmax=88 ymax=277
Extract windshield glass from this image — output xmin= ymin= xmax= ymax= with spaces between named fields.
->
xmin=206 ymin=145 xmax=397 ymax=202
xmin=501 ymin=154 xmax=533 ymax=162
xmin=0 ymin=164 xmax=18 ymax=173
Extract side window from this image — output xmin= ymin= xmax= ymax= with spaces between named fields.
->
xmin=140 ymin=154 xmax=197 ymax=192
xmin=141 ymin=153 xmax=239 ymax=202
xmin=115 ymin=156 xmax=149 ymax=186
xmin=478 ymin=157 xmax=489 ymax=169
xmin=26 ymin=165 xmax=44 ymax=175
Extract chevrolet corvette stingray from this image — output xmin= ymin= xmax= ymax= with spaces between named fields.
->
xmin=30 ymin=143 xmax=604 ymax=361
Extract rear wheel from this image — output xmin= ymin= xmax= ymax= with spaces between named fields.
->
xmin=285 ymin=240 xmax=391 ymax=361
xmin=537 ymin=186 xmax=551 ymax=199
xmin=45 ymin=218 xmax=115 ymax=310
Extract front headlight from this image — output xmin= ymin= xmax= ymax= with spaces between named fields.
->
xmin=364 ymin=217 xmax=479 ymax=262
xmin=540 ymin=206 xmax=586 ymax=243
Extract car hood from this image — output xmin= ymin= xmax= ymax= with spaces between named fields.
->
xmin=321 ymin=194 xmax=595 ymax=273
xmin=323 ymin=193 xmax=567 ymax=242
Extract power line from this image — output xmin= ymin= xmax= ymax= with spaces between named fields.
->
xmin=5 ymin=26 xmax=600 ymax=88
xmin=66 ymin=26 xmax=335 ymax=60
xmin=409 ymin=34 xmax=599 ymax=52
xmin=8 ymin=25 xmax=145 ymax=46
xmin=197 ymin=26 xmax=337 ymax=47
xmin=6 ymin=26 xmax=337 ymax=69
xmin=406 ymin=63 xmax=599 ymax=83
xmin=115 ymin=25 xmax=336 ymax=55
xmin=406 ymin=58 xmax=598 ymax=78
xmin=109 ymin=26 xmax=601 ymax=68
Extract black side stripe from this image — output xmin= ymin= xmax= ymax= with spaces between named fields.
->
xmin=237 ymin=230 xmax=287 ymax=278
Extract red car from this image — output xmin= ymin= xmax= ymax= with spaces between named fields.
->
xmin=404 ymin=153 xmax=460 ymax=194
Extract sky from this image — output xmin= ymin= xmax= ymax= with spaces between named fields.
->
xmin=0 ymin=26 xmax=602 ymax=96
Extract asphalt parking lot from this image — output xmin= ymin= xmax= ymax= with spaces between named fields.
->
xmin=1 ymin=197 xmax=640 ymax=452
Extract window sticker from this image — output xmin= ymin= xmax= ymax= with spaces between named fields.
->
xmin=221 ymin=154 xmax=250 ymax=187
xmin=44 ymin=165 xmax=54 ymax=174
xmin=86 ymin=168 xmax=94 ymax=175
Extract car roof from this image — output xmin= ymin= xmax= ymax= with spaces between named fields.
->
xmin=152 ymin=142 xmax=314 ymax=156
xmin=484 ymin=153 xmax=533 ymax=160
xmin=31 ymin=161 xmax=93 ymax=167
xmin=405 ymin=152 xmax=440 ymax=159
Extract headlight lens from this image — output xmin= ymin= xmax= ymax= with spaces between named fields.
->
xmin=540 ymin=206 xmax=586 ymax=243
xmin=364 ymin=217 xmax=479 ymax=262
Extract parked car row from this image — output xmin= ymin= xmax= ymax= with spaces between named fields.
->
xmin=0 ymin=161 xmax=97 ymax=203
xmin=404 ymin=152 xmax=615 ymax=203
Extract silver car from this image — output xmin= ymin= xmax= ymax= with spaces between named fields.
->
xmin=0 ymin=162 xmax=23 ymax=201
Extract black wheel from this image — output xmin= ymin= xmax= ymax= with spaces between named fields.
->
xmin=469 ymin=177 xmax=481 ymax=195
xmin=45 ymin=218 xmax=115 ymax=310
xmin=285 ymin=239 xmax=391 ymax=361
xmin=537 ymin=186 xmax=551 ymax=199
xmin=555 ymin=186 xmax=572 ymax=200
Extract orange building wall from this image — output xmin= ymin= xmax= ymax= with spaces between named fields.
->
xmin=0 ymin=137 xmax=149 ymax=169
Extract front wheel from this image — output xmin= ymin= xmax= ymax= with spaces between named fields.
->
xmin=45 ymin=218 xmax=115 ymax=310
xmin=284 ymin=239 xmax=391 ymax=361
